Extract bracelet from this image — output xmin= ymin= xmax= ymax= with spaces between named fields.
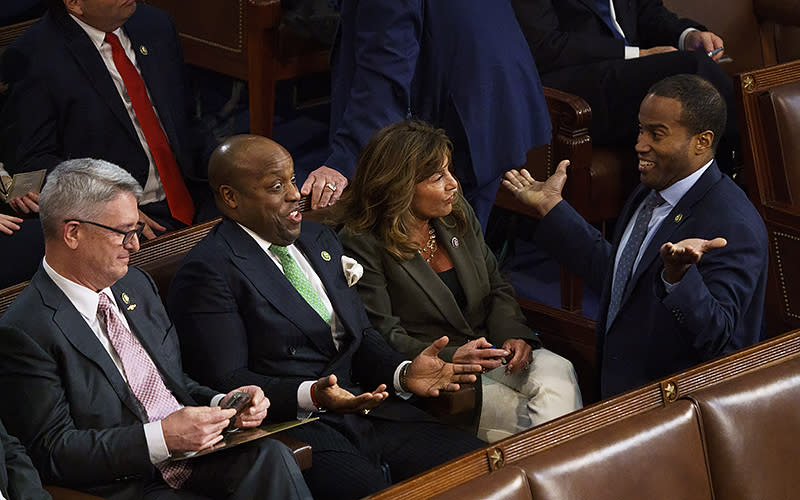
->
xmin=399 ymin=363 xmax=410 ymax=393
xmin=310 ymin=382 xmax=323 ymax=411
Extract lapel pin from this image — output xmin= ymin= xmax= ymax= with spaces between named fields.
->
xmin=127 ymin=304 xmax=136 ymax=311
xmin=321 ymin=251 xmax=331 ymax=262
xmin=451 ymin=236 xmax=460 ymax=248
xmin=139 ymin=45 xmax=148 ymax=56
xmin=674 ymin=213 xmax=683 ymax=223
xmin=121 ymin=293 xmax=130 ymax=304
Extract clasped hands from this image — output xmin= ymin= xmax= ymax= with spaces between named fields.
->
xmin=161 ymin=385 xmax=269 ymax=453
xmin=310 ymin=336 xmax=482 ymax=414
xmin=453 ymin=337 xmax=533 ymax=375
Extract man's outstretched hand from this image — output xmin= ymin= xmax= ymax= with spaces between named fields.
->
xmin=502 ymin=160 xmax=569 ymax=218
xmin=406 ymin=336 xmax=481 ymax=397
xmin=660 ymin=237 xmax=727 ymax=284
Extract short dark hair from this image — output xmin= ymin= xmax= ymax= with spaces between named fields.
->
xmin=647 ymin=74 xmax=727 ymax=151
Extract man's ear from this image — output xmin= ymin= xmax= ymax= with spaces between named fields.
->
xmin=218 ymin=185 xmax=238 ymax=210
xmin=694 ymin=130 xmax=714 ymax=155
xmin=63 ymin=0 xmax=82 ymax=16
xmin=63 ymin=221 xmax=81 ymax=250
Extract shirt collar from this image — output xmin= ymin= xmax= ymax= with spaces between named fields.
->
xmin=657 ymin=159 xmax=713 ymax=208
xmin=236 ymin=222 xmax=296 ymax=255
xmin=69 ymin=13 xmax=124 ymax=50
xmin=42 ymin=257 xmax=118 ymax=323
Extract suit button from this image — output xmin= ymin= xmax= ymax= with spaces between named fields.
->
xmin=287 ymin=346 xmax=296 ymax=356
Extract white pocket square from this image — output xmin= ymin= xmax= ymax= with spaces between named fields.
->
xmin=341 ymin=256 xmax=363 ymax=287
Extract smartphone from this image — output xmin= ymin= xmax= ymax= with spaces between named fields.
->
xmin=221 ymin=391 xmax=252 ymax=430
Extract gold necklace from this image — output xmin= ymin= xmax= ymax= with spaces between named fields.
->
xmin=420 ymin=224 xmax=437 ymax=263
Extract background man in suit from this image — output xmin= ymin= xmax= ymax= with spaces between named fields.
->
xmin=1 ymin=0 xmax=218 ymax=236
xmin=303 ymin=0 xmax=552 ymax=229
xmin=503 ymin=74 xmax=768 ymax=398
xmin=511 ymin=0 xmax=739 ymax=173
xmin=0 ymin=158 xmax=312 ymax=500
xmin=168 ymin=134 xmax=485 ymax=500
xmin=0 ymin=419 xmax=51 ymax=500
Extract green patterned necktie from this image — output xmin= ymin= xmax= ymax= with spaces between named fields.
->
xmin=270 ymin=245 xmax=331 ymax=323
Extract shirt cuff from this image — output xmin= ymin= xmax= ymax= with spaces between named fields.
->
xmin=661 ymin=269 xmax=679 ymax=294
xmin=393 ymin=361 xmax=413 ymax=400
xmin=625 ymin=46 xmax=640 ymax=59
xmin=297 ymin=380 xmax=319 ymax=416
xmin=210 ymin=393 xmax=226 ymax=407
xmin=679 ymin=27 xmax=698 ymax=51
xmin=145 ymin=421 xmax=170 ymax=464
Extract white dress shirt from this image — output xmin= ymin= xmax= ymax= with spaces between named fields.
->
xmin=601 ymin=1 xmax=698 ymax=59
xmin=237 ymin=224 xmax=411 ymax=416
xmin=69 ymin=15 xmax=166 ymax=206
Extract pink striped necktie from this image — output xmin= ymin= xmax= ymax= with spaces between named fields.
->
xmin=97 ymin=293 xmax=191 ymax=488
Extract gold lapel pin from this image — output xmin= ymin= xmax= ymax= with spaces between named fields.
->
xmin=451 ymin=236 xmax=460 ymax=248
xmin=127 ymin=304 xmax=137 ymax=311
xmin=674 ymin=213 xmax=684 ymax=223
xmin=321 ymin=251 xmax=331 ymax=262
xmin=121 ymin=293 xmax=130 ymax=304
xmin=139 ymin=45 xmax=148 ymax=56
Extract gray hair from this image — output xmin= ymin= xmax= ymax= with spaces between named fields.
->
xmin=39 ymin=158 xmax=142 ymax=239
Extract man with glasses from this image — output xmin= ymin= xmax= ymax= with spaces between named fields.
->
xmin=0 ymin=158 xmax=313 ymax=500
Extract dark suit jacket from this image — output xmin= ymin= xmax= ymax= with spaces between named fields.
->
xmin=512 ymin=0 xmax=701 ymax=73
xmin=340 ymin=200 xmax=541 ymax=362
xmin=534 ymin=163 xmax=768 ymax=397
xmin=0 ymin=420 xmax=50 ymax=500
xmin=0 ymin=5 xmax=212 ymax=192
xmin=0 ymin=266 xmax=217 ymax=499
xmin=328 ymin=0 xmax=551 ymax=193
xmin=167 ymin=219 xmax=426 ymax=424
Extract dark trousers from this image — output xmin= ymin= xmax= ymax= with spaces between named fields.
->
xmin=142 ymin=437 xmax=312 ymax=500
xmin=284 ymin=415 xmax=483 ymax=500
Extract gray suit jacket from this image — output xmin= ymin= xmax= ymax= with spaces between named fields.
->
xmin=340 ymin=201 xmax=541 ymax=362
xmin=0 ymin=266 xmax=217 ymax=499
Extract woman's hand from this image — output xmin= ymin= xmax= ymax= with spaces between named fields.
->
xmin=453 ymin=337 xmax=509 ymax=372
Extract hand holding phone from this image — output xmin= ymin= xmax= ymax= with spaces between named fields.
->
xmin=220 ymin=391 xmax=252 ymax=430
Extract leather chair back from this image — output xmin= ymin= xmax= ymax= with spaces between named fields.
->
xmin=687 ymin=355 xmax=800 ymax=499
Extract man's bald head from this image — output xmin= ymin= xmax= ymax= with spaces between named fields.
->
xmin=209 ymin=135 xmax=302 ymax=245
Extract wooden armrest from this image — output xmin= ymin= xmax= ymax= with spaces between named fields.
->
xmin=246 ymin=0 xmax=282 ymax=30
xmin=268 ymin=433 xmax=312 ymax=471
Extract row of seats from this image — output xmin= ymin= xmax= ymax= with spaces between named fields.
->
xmin=365 ymin=327 xmax=800 ymax=499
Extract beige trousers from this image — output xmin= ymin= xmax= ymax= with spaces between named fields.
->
xmin=477 ymin=348 xmax=583 ymax=443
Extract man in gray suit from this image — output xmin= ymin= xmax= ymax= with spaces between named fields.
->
xmin=0 ymin=158 xmax=312 ymax=500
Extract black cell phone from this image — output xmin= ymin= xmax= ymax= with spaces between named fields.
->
xmin=221 ymin=391 xmax=252 ymax=430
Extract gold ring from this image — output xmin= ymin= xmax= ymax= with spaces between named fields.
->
xmin=325 ymin=182 xmax=337 ymax=192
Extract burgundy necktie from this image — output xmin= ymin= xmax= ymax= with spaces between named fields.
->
xmin=97 ymin=293 xmax=191 ymax=488
xmin=105 ymin=32 xmax=194 ymax=226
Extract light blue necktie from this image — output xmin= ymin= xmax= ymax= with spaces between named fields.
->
xmin=595 ymin=0 xmax=624 ymax=40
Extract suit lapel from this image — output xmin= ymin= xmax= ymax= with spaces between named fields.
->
xmin=220 ymin=220 xmax=338 ymax=358
xmin=33 ymin=270 xmax=146 ymax=421
xmin=399 ymin=220 xmax=472 ymax=332
xmin=52 ymin=10 xmax=140 ymax=145
xmin=622 ymin=164 xmax=723 ymax=306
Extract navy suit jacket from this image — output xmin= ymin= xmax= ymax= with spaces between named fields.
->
xmin=535 ymin=163 xmax=768 ymax=397
xmin=327 ymin=0 xmax=552 ymax=192
xmin=512 ymin=0 xmax=702 ymax=73
xmin=0 ymin=420 xmax=50 ymax=500
xmin=167 ymin=219 xmax=425 ymax=424
xmin=0 ymin=5 xmax=212 ymax=189
xmin=0 ymin=266 xmax=217 ymax=499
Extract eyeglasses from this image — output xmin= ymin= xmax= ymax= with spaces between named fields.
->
xmin=65 ymin=219 xmax=145 ymax=245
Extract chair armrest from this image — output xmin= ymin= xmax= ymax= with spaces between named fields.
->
xmin=44 ymin=486 xmax=105 ymax=500
xmin=247 ymin=0 xmax=282 ymax=30
xmin=268 ymin=433 xmax=313 ymax=471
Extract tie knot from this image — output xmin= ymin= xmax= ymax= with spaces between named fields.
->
xmin=104 ymin=32 xmax=121 ymax=48
xmin=97 ymin=292 xmax=113 ymax=314
xmin=270 ymin=245 xmax=290 ymax=258
xmin=645 ymin=190 xmax=666 ymax=210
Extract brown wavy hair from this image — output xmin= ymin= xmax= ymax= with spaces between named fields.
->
xmin=339 ymin=119 xmax=467 ymax=260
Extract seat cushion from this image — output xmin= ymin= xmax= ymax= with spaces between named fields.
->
xmin=430 ymin=466 xmax=533 ymax=500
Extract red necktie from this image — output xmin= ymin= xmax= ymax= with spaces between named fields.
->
xmin=98 ymin=293 xmax=192 ymax=488
xmin=105 ymin=32 xmax=194 ymax=226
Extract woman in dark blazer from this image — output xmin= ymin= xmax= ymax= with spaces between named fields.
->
xmin=339 ymin=120 xmax=582 ymax=441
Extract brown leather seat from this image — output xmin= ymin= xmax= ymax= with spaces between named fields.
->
xmin=687 ymin=355 xmax=800 ymax=500
xmin=517 ymin=400 xmax=712 ymax=500
xmin=430 ymin=466 xmax=532 ymax=500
